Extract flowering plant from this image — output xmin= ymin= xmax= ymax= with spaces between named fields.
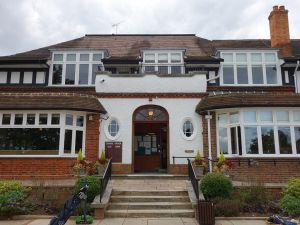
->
xmin=93 ymin=149 xmax=108 ymax=175
xmin=213 ymin=151 xmax=234 ymax=173
xmin=72 ymin=149 xmax=92 ymax=176
xmin=193 ymin=150 xmax=206 ymax=166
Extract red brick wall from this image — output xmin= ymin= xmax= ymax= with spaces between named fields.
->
xmin=201 ymin=112 xmax=300 ymax=183
xmin=0 ymin=158 xmax=75 ymax=179
xmin=0 ymin=113 xmax=101 ymax=180
xmin=85 ymin=113 xmax=100 ymax=161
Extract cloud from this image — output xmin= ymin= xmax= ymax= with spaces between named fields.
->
xmin=0 ymin=0 xmax=299 ymax=56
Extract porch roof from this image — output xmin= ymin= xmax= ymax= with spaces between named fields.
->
xmin=196 ymin=93 xmax=300 ymax=114
xmin=0 ymin=92 xmax=106 ymax=113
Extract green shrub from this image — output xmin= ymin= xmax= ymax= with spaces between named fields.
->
xmin=0 ymin=181 xmax=31 ymax=217
xmin=74 ymin=176 xmax=101 ymax=203
xmin=200 ymin=173 xmax=233 ymax=199
xmin=279 ymin=178 xmax=300 ymax=216
xmin=279 ymin=194 xmax=300 ymax=216
xmin=239 ymin=184 xmax=269 ymax=205
xmin=214 ymin=198 xmax=241 ymax=217
xmin=283 ymin=178 xmax=300 ymax=199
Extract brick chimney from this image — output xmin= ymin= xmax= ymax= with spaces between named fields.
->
xmin=268 ymin=5 xmax=292 ymax=57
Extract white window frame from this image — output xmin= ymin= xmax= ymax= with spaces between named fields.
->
xmin=216 ymin=108 xmax=300 ymax=158
xmin=104 ymin=117 xmax=120 ymax=140
xmin=49 ymin=51 xmax=104 ymax=86
xmin=219 ymin=50 xmax=282 ymax=86
xmin=0 ymin=110 xmax=86 ymax=158
xmin=180 ymin=117 xmax=197 ymax=141
xmin=141 ymin=50 xmax=185 ymax=74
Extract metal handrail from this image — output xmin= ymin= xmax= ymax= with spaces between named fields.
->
xmin=187 ymin=158 xmax=199 ymax=200
xmin=99 ymin=158 xmax=112 ymax=202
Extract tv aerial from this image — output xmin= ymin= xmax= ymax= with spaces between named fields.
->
xmin=112 ymin=21 xmax=124 ymax=34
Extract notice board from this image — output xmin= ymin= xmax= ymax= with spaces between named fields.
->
xmin=105 ymin=142 xmax=122 ymax=162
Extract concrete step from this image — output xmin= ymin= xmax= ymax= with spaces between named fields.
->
xmin=105 ymin=209 xmax=195 ymax=218
xmin=112 ymin=189 xmax=188 ymax=196
xmin=112 ymin=174 xmax=188 ymax=180
xmin=110 ymin=195 xmax=190 ymax=203
xmin=107 ymin=202 xmax=193 ymax=210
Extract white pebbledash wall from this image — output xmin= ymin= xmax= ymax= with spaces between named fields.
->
xmin=96 ymin=73 xmax=207 ymax=165
xmin=99 ymin=98 xmax=203 ymax=164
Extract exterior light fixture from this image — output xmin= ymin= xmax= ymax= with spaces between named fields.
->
xmin=148 ymin=111 xmax=154 ymax=117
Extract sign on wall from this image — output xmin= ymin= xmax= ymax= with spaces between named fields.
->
xmin=105 ymin=142 xmax=122 ymax=162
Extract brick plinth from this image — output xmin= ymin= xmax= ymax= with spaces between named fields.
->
xmin=112 ymin=164 xmax=132 ymax=174
xmin=169 ymin=164 xmax=188 ymax=174
xmin=0 ymin=158 xmax=75 ymax=179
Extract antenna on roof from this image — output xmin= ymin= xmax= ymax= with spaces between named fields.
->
xmin=112 ymin=21 xmax=124 ymax=34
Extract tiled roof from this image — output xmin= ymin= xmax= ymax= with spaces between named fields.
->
xmin=0 ymin=93 xmax=106 ymax=113
xmin=0 ymin=35 xmax=300 ymax=62
xmin=196 ymin=93 xmax=300 ymax=114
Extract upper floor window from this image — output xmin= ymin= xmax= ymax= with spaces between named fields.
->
xmin=220 ymin=51 xmax=281 ymax=86
xmin=142 ymin=51 xmax=184 ymax=74
xmin=0 ymin=71 xmax=46 ymax=85
xmin=50 ymin=51 xmax=104 ymax=86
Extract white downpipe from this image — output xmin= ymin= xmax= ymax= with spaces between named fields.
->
xmin=205 ymin=112 xmax=213 ymax=172
xmin=294 ymin=60 xmax=300 ymax=93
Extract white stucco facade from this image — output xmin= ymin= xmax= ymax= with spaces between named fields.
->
xmin=95 ymin=73 xmax=207 ymax=93
xmin=96 ymin=72 xmax=207 ymax=167
xmin=99 ymin=98 xmax=203 ymax=165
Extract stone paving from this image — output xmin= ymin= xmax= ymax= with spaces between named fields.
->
xmin=0 ymin=218 xmax=267 ymax=225
xmin=111 ymin=179 xmax=187 ymax=190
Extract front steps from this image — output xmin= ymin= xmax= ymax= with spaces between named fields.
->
xmin=105 ymin=189 xmax=194 ymax=218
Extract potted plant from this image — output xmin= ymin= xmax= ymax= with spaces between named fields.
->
xmin=72 ymin=149 xmax=90 ymax=176
xmin=192 ymin=150 xmax=207 ymax=179
xmin=213 ymin=151 xmax=234 ymax=175
xmin=93 ymin=149 xmax=108 ymax=176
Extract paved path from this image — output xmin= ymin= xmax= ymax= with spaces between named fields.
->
xmin=0 ymin=218 xmax=267 ymax=225
xmin=111 ymin=179 xmax=187 ymax=190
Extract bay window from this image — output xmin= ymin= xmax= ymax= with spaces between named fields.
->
xmin=220 ymin=51 xmax=281 ymax=86
xmin=217 ymin=109 xmax=300 ymax=156
xmin=0 ymin=111 xmax=85 ymax=156
xmin=50 ymin=51 xmax=104 ymax=86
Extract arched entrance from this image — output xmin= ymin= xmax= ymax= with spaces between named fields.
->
xmin=132 ymin=105 xmax=169 ymax=173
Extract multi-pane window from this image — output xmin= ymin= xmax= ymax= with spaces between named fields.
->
xmin=217 ymin=109 xmax=300 ymax=156
xmin=220 ymin=51 xmax=281 ymax=86
xmin=142 ymin=51 xmax=184 ymax=74
xmin=51 ymin=52 xmax=104 ymax=86
xmin=0 ymin=112 xmax=85 ymax=156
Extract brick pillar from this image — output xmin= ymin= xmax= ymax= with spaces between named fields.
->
xmin=268 ymin=5 xmax=291 ymax=57
xmin=85 ymin=113 xmax=100 ymax=161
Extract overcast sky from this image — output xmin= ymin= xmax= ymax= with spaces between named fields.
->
xmin=0 ymin=0 xmax=299 ymax=56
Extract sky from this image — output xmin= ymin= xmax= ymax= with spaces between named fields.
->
xmin=0 ymin=0 xmax=299 ymax=56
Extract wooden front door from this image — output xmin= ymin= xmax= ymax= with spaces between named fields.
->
xmin=132 ymin=105 xmax=169 ymax=173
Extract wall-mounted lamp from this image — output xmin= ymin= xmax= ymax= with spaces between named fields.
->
xmin=148 ymin=110 xmax=154 ymax=117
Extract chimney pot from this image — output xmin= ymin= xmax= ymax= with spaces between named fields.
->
xmin=279 ymin=5 xmax=285 ymax=10
xmin=273 ymin=5 xmax=279 ymax=11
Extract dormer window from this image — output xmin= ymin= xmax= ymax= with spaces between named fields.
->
xmin=142 ymin=50 xmax=184 ymax=74
xmin=220 ymin=51 xmax=281 ymax=86
xmin=50 ymin=51 xmax=104 ymax=86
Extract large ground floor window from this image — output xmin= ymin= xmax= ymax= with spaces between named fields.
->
xmin=0 ymin=111 xmax=85 ymax=156
xmin=217 ymin=108 xmax=300 ymax=157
